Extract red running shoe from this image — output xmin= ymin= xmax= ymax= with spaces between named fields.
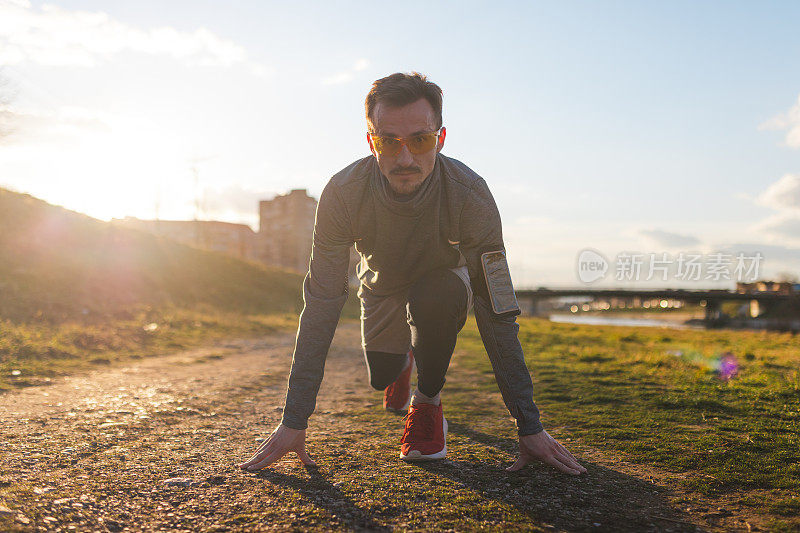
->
xmin=399 ymin=401 xmax=448 ymax=461
xmin=383 ymin=350 xmax=414 ymax=412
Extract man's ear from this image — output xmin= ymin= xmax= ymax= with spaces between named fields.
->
xmin=437 ymin=127 xmax=446 ymax=152
xmin=366 ymin=132 xmax=377 ymax=158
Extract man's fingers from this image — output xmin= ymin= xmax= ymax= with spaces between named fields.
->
xmin=238 ymin=433 xmax=278 ymax=467
xmin=552 ymin=448 xmax=585 ymax=473
xmin=552 ymin=444 xmax=587 ymax=473
xmin=295 ymin=448 xmax=316 ymax=466
xmin=239 ymin=452 xmax=267 ymax=470
xmin=543 ymin=454 xmax=582 ymax=475
xmin=505 ymin=456 xmax=529 ymax=472
xmin=244 ymin=449 xmax=284 ymax=471
xmin=239 ymin=441 xmax=278 ymax=469
xmin=555 ymin=441 xmax=581 ymax=464
xmin=239 ymin=452 xmax=265 ymax=469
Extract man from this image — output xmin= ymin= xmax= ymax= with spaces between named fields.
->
xmin=240 ymin=72 xmax=586 ymax=475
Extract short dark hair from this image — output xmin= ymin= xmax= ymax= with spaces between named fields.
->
xmin=365 ymin=72 xmax=443 ymax=131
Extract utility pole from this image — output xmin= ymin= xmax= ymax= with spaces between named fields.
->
xmin=188 ymin=155 xmax=217 ymax=248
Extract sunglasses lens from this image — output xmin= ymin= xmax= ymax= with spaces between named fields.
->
xmin=372 ymin=136 xmax=401 ymax=156
xmin=371 ymin=132 xmax=439 ymax=156
xmin=407 ymin=133 xmax=438 ymax=154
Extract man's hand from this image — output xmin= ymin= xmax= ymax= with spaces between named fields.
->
xmin=506 ymin=429 xmax=587 ymax=475
xmin=238 ymin=424 xmax=315 ymax=471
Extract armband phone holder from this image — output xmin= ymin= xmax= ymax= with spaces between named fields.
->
xmin=480 ymin=249 xmax=520 ymax=315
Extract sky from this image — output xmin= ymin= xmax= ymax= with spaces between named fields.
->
xmin=1 ymin=0 xmax=799 ymax=288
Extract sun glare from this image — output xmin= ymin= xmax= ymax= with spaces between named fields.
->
xmin=14 ymin=112 xmax=195 ymax=221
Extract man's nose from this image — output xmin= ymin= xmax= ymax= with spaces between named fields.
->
xmin=396 ymin=143 xmax=414 ymax=165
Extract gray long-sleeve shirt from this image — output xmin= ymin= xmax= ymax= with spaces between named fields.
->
xmin=280 ymin=153 xmax=544 ymax=436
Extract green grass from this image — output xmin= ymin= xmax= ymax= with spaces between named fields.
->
xmin=0 ymin=187 xmax=361 ymax=388
xmin=0 ymin=308 xmax=301 ymax=390
xmin=0 ymin=187 xmax=309 ymax=321
xmin=450 ymin=316 xmax=800 ymax=528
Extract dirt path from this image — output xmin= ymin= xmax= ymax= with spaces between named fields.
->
xmin=0 ymin=322 xmax=766 ymax=532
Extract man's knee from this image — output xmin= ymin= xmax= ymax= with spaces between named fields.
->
xmin=366 ymin=350 xmax=408 ymax=390
xmin=407 ymin=269 xmax=467 ymax=326
xmin=369 ymin=376 xmax=393 ymax=391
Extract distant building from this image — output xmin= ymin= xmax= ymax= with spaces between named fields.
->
xmin=256 ymin=189 xmax=317 ymax=273
xmin=114 ymin=218 xmax=256 ymax=261
xmin=256 ymin=188 xmax=361 ymax=284
xmin=115 ymin=188 xmax=360 ymax=285
xmin=736 ymin=281 xmax=796 ymax=295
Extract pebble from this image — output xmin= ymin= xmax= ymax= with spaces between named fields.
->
xmin=0 ymin=504 xmax=13 ymax=516
xmin=98 ymin=422 xmax=127 ymax=429
xmin=16 ymin=515 xmax=30 ymax=525
xmin=162 ymin=477 xmax=194 ymax=487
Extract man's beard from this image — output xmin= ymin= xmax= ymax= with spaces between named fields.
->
xmin=389 ymin=179 xmax=423 ymax=196
xmin=388 ymin=166 xmax=424 ymax=196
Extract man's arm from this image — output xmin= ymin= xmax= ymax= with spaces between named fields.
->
xmin=459 ymin=177 xmax=543 ymax=436
xmin=459 ymin=177 xmax=586 ymax=475
xmin=240 ymin=181 xmax=352 ymax=471
xmin=282 ymin=180 xmax=354 ymax=429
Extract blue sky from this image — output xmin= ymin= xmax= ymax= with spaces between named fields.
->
xmin=1 ymin=1 xmax=799 ymax=287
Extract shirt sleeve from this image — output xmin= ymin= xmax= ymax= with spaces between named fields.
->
xmin=280 ymin=180 xmax=353 ymax=430
xmin=459 ymin=177 xmax=544 ymax=436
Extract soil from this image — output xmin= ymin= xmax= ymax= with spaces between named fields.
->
xmin=0 ymin=323 xmax=771 ymax=532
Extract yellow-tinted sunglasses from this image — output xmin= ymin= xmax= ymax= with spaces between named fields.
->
xmin=368 ymin=128 xmax=442 ymax=156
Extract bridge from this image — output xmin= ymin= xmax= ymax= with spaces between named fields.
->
xmin=514 ymin=288 xmax=800 ymax=322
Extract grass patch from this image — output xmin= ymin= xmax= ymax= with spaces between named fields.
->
xmin=0 ymin=187 xmax=362 ymax=388
xmin=451 ymin=316 xmax=800 ymax=526
xmin=0 ymin=308 xmax=292 ymax=389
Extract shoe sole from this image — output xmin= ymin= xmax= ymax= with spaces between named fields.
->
xmin=400 ymin=417 xmax=448 ymax=461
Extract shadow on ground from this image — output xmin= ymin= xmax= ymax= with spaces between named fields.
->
xmin=427 ymin=422 xmax=705 ymax=532
xmin=255 ymin=467 xmax=391 ymax=532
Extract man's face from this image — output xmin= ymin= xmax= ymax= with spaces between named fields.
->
xmin=367 ymin=98 xmax=445 ymax=196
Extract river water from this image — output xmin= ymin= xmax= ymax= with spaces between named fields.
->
xmin=549 ymin=313 xmax=705 ymax=330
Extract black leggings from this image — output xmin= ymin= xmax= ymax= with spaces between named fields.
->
xmin=365 ymin=267 xmax=469 ymax=398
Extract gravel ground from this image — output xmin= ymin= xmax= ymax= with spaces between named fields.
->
xmin=0 ymin=322 xmax=766 ymax=532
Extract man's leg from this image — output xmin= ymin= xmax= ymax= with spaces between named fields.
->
xmin=360 ymin=288 xmax=415 ymax=410
xmin=364 ymin=349 xmax=415 ymax=411
xmin=364 ymin=350 xmax=409 ymax=391
xmin=400 ymin=267 xmax=470 ymax=461
xmin=407 ymin=267 xmax=470 ymax=400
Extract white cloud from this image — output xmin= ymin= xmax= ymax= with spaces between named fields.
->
xmin=756 ymin=173 xmax=800 ymax=212
xmin=759 ymin=94 xmax=800 ymax=148
xmin=322 ymin=58 xmax=370 ymax=85
xmin=715 ymin=241 xmax=800 ymax=280
xmin=753 ymin=212 xmax=800 ymax=245
xmin=0 ymin=1 xmax=266 ymax=75
xmin=203 ymin=184 xmax=277 ymax=220
xmin=1 ymin=105 xmax=111 ymax=144
xmin=639 ymin=229 xmax=700 ymax=248
xmin=749 ymin=174 xmax=800 ymax=252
